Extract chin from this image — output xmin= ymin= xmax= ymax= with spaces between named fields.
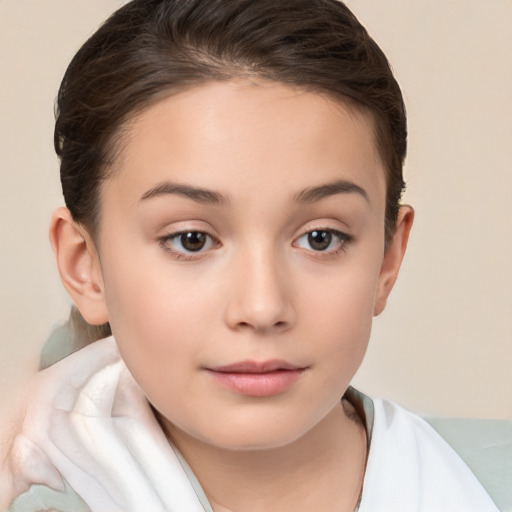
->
xmin=205 ymin=432 xmax=300 ymax=452
xmin=190 ymin=415 xmax=312 ymax=452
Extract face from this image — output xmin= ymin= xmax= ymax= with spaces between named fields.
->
xmin=93 ymin=81 xmax=393 ymax=450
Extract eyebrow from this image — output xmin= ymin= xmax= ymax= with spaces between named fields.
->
xmin=140 ymin=181 xmax=228 ymax=205
xmin=293 ymin=179 xmax=369 ymax=204
xmin=140 ymin=178 xmax=368 ymax=206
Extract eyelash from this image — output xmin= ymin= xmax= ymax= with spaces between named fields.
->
xmin=158 ymin=228 xmax=353 ymax=261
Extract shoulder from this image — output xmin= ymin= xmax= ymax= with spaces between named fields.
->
xmin=1 ymin=337 xmax=123 ymax=510
xmin=358 ymin=394 xmax=504 ymax=511
xmin=426 ymin=416 xmax=512 ymax=512
xmin=1 ymin=337 xmax=206 ymax=512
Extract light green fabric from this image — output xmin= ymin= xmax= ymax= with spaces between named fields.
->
xmin=7 ymin=481 xmax=91 ymax=512
xmin=426 ymin=417 xmax=512 ymax=512
xmin=39 ymin=323 xmax=85 ymax=370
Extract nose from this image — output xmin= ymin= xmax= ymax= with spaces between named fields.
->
xmin=224 ymin=248 xmax=295 ymax=334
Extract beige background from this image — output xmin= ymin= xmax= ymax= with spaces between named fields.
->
xmin=1 ymin=0 xmax=511 ymax=440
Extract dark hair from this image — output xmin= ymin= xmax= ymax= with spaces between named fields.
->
xmin=54 ymin=0 xmax=407 ymax=343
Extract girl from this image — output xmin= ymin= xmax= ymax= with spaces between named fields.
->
xmin=1 ymin=1 xmax=504 ymax=511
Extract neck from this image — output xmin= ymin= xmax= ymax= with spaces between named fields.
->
xmin=159 ymin=400 xmax=367 ymax=512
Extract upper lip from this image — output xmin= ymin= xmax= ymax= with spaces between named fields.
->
xmin=207 ymin=360 xmax=303 ymax=373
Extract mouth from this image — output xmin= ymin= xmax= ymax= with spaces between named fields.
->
xmin=204 ymin=360 xmax=307 ymax=397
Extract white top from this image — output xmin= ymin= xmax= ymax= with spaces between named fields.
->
xmin=359 ymin=398 xmax=499 ymax=512
xmin=1 ymin=337 xmax=499 ymax=512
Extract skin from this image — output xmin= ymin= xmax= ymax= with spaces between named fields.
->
xmin=50 ymin=80 xmax=413 ymax=511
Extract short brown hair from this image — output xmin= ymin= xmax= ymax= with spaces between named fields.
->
xmin=54 ymin=0 xmax=407 ymax=342
xmin=56 ymin=0 xmax=406 ymax=241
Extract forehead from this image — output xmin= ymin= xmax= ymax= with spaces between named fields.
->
xmin=106 ymin=80 xmax=386 ymax=210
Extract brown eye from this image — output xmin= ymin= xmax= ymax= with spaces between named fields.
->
xmin=160 ymin=230 xmax=216 ymax=256
xmin=294 ymin=228 xmax=351 ymax=254
xmin=307 ymin=230 xmax=332 ymax=251
xmin=180 ymin=232 xmax=207 ymax=252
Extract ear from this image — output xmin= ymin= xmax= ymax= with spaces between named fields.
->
xmin=49 ymin=207 xmax=109 ymax=325
xmin=373 ymin=205 xmax=414 ymax=316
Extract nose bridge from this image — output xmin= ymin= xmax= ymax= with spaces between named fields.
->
xmin=225 ymin=240 xmax=293 ymax=332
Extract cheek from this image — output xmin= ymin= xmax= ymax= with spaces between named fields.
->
xmin=301 ymin=248 xmax=381 ymax=323
xmin=100 ymin=251 xmax=220 ymax=393
xmin=103 ymin=241 xmax=214 ymax=332
xmin=311 ymin=281 xmax=374 ymax=363
xmin=299 ymin=253 xmax=381 ymax=374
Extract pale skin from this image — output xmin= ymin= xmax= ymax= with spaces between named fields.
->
xmin=50 ymin=80 xmax=413 ymax=511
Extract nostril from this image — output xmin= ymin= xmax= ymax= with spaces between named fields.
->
xmin=271 ymin=321 xmax=290 ymax=333
xmin=235 ymin=320 xmax=288 ymax=333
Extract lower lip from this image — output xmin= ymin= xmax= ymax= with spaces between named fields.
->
xmin=205 ymin=369 xmax=304 ymax=397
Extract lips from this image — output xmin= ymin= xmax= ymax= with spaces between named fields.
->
xmin=205 ymin=360 xmax=306 ymax=397
xmin=209 ymin=360 xmax=302 ymax=373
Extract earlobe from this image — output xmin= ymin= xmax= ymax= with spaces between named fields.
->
xmin=373 ymin=206 xmax=414 ymax=316
xmin=49 ymin=207 xmax=109 ymax=325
